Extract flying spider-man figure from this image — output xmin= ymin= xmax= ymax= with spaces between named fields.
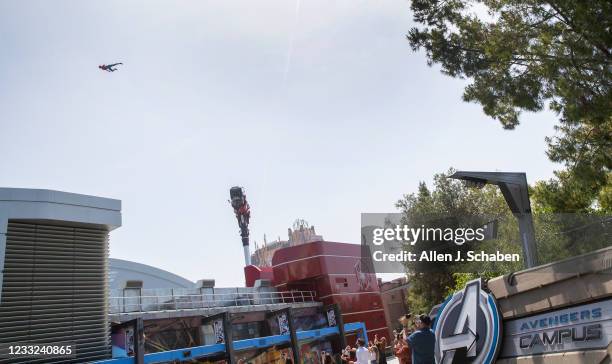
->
xmin=98 ymin=63 xmax=123 ymax=72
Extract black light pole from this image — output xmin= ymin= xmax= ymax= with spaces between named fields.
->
xmin=448 ymin=171 xmax=538 ymax=268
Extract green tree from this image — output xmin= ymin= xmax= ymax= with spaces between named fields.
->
xmin=396 ymin=169 xmax=513 ymax=312
xmin=396 ymin=168 xmax=610 ymax=309
xmin=407 ymin=0 xmax=611 ymax=209
xmin=532 ymin=171 xmax=612 ymax=213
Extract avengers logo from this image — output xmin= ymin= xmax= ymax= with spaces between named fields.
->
xmin=434 ymin=278 xmax=501 ymax=363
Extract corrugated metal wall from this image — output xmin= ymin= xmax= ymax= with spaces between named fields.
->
xmin=0 ymin=220 xmax=110 ymax=364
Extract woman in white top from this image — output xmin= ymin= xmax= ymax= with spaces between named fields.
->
xmin=355 ymin=338 xmax=369 ymax=364
xmin=368 ymin=343 xmax=378 ymax=364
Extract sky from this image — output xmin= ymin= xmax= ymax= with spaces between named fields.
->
xmin=0 ymin=0 xmax=561 ymax=286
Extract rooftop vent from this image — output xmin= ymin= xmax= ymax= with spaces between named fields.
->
xmin=124 ymin=280 xmax=143 ymax=289
xmin=196 ymin=279 xmax=215 ymax=289
xmin=0 ymin=220 xmax=111 ymax=364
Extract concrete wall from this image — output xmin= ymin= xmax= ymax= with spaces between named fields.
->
xmin=488 ymin=246 xmax=612 ymax=320
xmin=488 ymin=246 xmax=612 ymax=363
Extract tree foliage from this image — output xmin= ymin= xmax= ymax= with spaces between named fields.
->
xmin=407 ymin=0 xmax=611 ymax=209
xmin=396 ymin=169 xmax=513 ymax=312
xmin=397 ymin=168 xmax=611 ymax=312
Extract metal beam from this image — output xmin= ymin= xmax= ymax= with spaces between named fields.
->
xmin=268 ymin=307 xmax=300 ymax=364
xmin=202 ymin=311 xmax=236 ymax=364
xmin=325 ymin=304 xmax=347 ymax=349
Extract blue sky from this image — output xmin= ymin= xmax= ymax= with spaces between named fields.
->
xmin=0 ymin=0 xmax=560 ymax=286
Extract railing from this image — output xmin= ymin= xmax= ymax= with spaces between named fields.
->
xmin=109 ymin=289 xmax=317 ymax=314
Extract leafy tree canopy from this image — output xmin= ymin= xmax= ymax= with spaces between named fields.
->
xmin=407 ymin=0 xmax=611 ymax=209
xmin=397 ymin=168 xmax=610 ymax=312
xmin=396 ymin=169 xmax=514 ymax=312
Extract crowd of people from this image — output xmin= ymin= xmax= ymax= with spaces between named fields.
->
xmin=339 ymin=314 xmax=435 ymax=364
xmin=238 ymin=314 xmax=435 ymax=364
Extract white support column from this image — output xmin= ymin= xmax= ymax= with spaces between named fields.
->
xmin=243 ymin=245 xmax=251 ymax=266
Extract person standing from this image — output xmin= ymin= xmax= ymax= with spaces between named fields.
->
xmin=341 ymin=345 xmax=354 ymax=364
xmin=323 ymin=352 xmax=336 ymax=364
xmin=355 ymin=338 xmax=369 ymax=364
xmin=374 ymin=335 xmax=387 ymax=364
xmin=367 ymin=342 xmax=378 ymax=364
xmin=393 ymin=333 xmax=411 ymax=364
xmin=406 ymin=315 xmax=435 ymax=364
xmin=375 ymin=336 xmax=387 ymax=364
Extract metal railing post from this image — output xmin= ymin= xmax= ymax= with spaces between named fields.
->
xmin=109 ymin=289 xmax=318 ymax=314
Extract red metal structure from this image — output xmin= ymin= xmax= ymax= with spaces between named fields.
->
xmin=243 ymin=265 xmax=274 ymax=287
xmin=245 ymin=241 xmax=389 ymax=343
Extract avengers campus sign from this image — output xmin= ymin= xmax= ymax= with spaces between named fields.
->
xmin=499 ymin=299 xmax=612 ymax=358
xmin=434 ymin=280 xmax=612 ymax=361
xmin=434 ymin=279 xmax=502 ymax=363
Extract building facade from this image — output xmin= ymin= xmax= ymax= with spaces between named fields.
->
xmin=0 ymin=188 xmax=122 ymax=364
xmin=270 ymin=241 xmax=389 ymax=343
xmin=379 ymin=277 xmax=410 ymax=338
xmin=109 ymin=258 xmax=195 ymax=290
